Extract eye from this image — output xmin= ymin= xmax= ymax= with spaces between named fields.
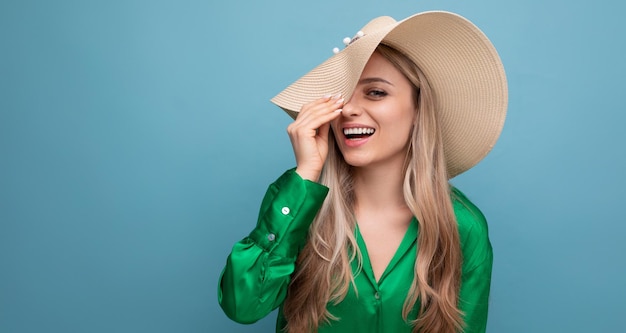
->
xmin=366 ymin=89 xmax=387 ymax=99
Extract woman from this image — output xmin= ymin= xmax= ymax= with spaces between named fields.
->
xmin=218 ymin=11 xmax=507 ymax=333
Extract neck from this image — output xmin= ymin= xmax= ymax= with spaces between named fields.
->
xmin=352 ymin=163 xmax=407 ymax=213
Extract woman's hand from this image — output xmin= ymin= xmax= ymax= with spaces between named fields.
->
xmin=287 ymin=94 xmax=344 ymax=182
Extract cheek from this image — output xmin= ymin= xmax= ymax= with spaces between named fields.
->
xmin=392 ymin=109 xmax=415 ymax=144
xmin=403 ymin=125 xmax=414 ymax=145
xmin=389 ymin=104 xmax=415 ymax=128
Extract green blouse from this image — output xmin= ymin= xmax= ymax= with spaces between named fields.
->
xmin=218 ymin=169 xmax=493 ymax=332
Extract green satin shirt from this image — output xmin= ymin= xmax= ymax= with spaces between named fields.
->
xmin=218 ymin=169 xmax=493 ymax=332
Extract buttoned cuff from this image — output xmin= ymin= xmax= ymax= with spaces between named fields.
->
xmin=249 ymin=169 xmax=329 ymax=258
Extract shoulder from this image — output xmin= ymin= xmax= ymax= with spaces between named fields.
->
xmin=451 ymin=187 xmax=488 ymax=240
xmin=451 ymin=186 xmax=492 ymax=272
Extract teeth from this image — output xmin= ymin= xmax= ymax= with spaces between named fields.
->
xmin=343 ymin=128 xmax=375 ymax=135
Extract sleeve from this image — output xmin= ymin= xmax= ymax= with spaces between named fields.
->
xmin=218 ymin=169 xmax=329 ymax=324
xmin=452 ymin=188 xmax=494 ymax=333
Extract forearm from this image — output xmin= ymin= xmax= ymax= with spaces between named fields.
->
xmin=218 ymin=169 xmax=329 ymax=323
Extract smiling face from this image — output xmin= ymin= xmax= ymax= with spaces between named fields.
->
xmin=331 ymin=50 xmax=417 ymax=170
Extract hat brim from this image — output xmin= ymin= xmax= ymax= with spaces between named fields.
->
xmin=271 ymin=11 xmax=508 ymax=178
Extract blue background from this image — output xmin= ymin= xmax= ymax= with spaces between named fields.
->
xmin=1 ymin=0 xmax=625 ymax=332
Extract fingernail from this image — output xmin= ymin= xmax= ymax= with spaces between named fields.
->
xmin=331 ymin=93 xmax=342 ymax=100
xmin=335 ymin=108 xmax=343 ymax=113
xmin=323 ymin=94 xmax=332 ymax=98
xmin=334 ymin=98 xmax=344 ymax=105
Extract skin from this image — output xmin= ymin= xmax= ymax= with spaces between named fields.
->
xmin=288 ymin=51 xmax=417 ymax=280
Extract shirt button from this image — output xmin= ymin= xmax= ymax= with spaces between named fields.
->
xmin=281 ymin=207 xmax=290 ymax=215
xmin=374 ymin=292 xmax=380 ymax=300
xmin=267 ymin=233 xmax=276 ymax=242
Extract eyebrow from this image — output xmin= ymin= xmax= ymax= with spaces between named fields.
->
xmin=358 ymin=77 xmax=394 ymax=86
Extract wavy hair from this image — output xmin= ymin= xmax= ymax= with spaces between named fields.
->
xmin=283 ymin=44 xmax=463 ymax=333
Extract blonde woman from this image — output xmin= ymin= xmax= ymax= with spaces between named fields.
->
xmin=219 ymin=11 xmax=507 ymax=333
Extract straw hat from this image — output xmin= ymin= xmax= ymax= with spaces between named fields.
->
xmin=271 ymin=11 xmax=508 ymax=178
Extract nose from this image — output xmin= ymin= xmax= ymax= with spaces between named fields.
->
xmin=341 ymin=96 xmax=361 ymax=117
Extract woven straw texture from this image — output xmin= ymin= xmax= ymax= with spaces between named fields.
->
xmin=271 ymin=11 xmax=507 ymax=178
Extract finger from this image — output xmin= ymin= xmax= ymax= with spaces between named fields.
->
xmin=296 ymin=97 xmax=344 ymax=128
xmin=317 ymin=122 xmax=331 ymax=141
xmin=298 ymin=94 xmax=343 ymax=118
xmin=289 ymin=95 xmax=343 ymax=143
xmin=293 ymin=108 xmax=342 ymax=138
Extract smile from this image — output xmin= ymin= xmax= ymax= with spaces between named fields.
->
xmin=343 ymin=127 xmax=375 ymax=139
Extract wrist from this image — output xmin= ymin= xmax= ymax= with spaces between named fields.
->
xmin=295 ymin=167 xmax=321 ymax=182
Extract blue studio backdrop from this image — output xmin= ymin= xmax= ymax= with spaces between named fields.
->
xmin=1 ymin=0 xmax=625 ymax=332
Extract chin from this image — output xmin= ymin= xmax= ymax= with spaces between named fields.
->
xmin=340 ymin=154 xmax=372 ymax=168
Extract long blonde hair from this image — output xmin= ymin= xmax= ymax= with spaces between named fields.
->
xmin=283 ymin=44 xmax=463 ymax=333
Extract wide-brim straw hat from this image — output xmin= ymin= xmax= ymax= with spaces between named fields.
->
xmin=271 ymin=11 xmax=508 ymax=178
